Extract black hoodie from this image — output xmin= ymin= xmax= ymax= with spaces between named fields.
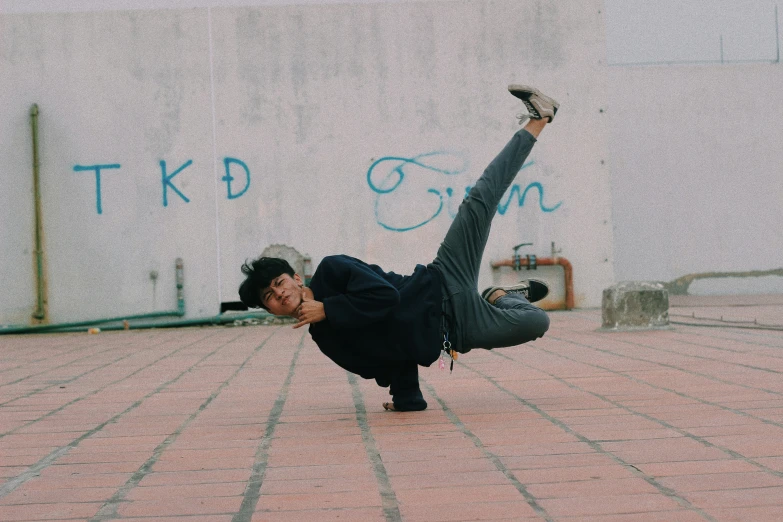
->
xmin=307 ymin=255 xmax=443 ymax=410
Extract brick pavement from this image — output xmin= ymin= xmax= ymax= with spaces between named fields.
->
xmin=1 ymin=298 xmax=782 ymax=521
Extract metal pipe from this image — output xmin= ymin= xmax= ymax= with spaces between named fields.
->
xmin=490 ymin=256 xmax=575 ymax=310
xmin=665 ymin=267 xmax=783 ymax=295
xmin=30 ymin=104 xmax=47 ymax=322
xmin=1 ymin=258 xmax=186 ymax=335
xmin=175 ymin=257 xmax=185 ymax=315
xmin=0 ymin=311 xmax=274 ymax=335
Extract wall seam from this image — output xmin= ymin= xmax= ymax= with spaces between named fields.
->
xmin=208 ymin=6 xmax=223 ymax=305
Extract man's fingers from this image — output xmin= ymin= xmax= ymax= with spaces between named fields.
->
xmin=291 ymin=299 xmax=324 ymax=329
xmin=293 ymin=312 xmax=311 ymax=329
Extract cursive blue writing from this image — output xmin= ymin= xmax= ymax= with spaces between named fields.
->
xmin=367 ymin=153 xmax=562 ymax=232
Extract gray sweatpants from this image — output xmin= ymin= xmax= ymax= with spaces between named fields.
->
xmin=431 ymin=129 xmax=550 ymax=352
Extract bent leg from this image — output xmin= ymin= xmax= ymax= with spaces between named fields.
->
xmin=491 ymin=293 xmax=550 ymax=343
xmin=459 ymin=292 xmax=550 ymax=350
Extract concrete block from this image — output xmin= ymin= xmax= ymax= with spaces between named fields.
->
xmin=601 ymin=281 xmax=670 ymax=330
xmin=261 ymin=244 xmax=306 ymax=277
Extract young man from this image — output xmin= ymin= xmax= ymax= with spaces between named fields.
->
xmin=239 ymin=85 xmax=558 ymax=411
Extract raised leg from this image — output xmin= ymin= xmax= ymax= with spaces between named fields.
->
xmin=432 ymin=127 xmax=539 ymax=288
xmin=433 ymin=86 xmax=558 ymax=352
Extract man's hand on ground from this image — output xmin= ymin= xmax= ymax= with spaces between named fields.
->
xmin=293 ymin=294 xmax=326 ymax=329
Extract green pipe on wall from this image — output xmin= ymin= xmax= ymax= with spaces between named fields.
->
xmin=1 ymin=258 xmax=188 ymax=335
xmin=0 ymin=311 xmax=275 ymax=335
xmin=31 ymin=104 xmax=47 ymax=322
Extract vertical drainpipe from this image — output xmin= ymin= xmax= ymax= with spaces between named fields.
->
xmin=175 ymin=258 xmax=185 ymax=315
xmin=31 ymin=104 xmax=48 ymax=323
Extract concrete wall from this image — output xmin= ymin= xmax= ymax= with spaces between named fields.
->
xmin=0 ymin=0 xmax=614 ymax=325
xmin=1 ymin=10 xmax=220 ymax=325
xmin=607 ymin=63 xmax=783 ymax=292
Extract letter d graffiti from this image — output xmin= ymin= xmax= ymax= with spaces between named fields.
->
xmin=222 ymin=157 xmax=250 ymax=199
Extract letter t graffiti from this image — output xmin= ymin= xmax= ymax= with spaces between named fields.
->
xmin=73 ymin=163 xmax=121 ymax=215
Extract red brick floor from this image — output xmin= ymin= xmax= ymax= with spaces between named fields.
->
xmin=1 ymin=297 xmax=782 ymax=521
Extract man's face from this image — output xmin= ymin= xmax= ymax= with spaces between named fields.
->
xmin=260 ymin=273 xmax=305 ymax=316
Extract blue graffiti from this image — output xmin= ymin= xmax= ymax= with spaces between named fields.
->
xmin=73 ymin=163 xmax=121 ymax=215
xmin=160 ymin=159 xmax=192 ymax=207
xmin=223 ymin=157 xmax=250 ymax=200
xmin=367 ymin=152 xmax=467 ymax=232
xmin=367 ymin=153 xmax=562 ymax=232
xmin=73 ymin=157 xmax=253 ymax=214
xmin=498 ymin=182 xmax=562 ymax=214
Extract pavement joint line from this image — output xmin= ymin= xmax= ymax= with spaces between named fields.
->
xmin=0 ymin=331 xmax=218 ymax=437
xmin=621 ymin=325 xmax=783 ymax=357
xmin=0 ymin=346 xmax=131 ymax=391
xmin=490 ymin=348 xmax=783 ymax=481
xmin=0 ymin=335 xmax=131 ymax=378
xmin=89 ymin=327 xmax=283 ymax=522
xmin=544 ymin=335 xmax=783 ymax=430
xmin=573 ymin=327 xmax=783 ymax=374
xmin=564 ymin=311 xmax=783 ymax=346
xmin=420 ymin=379 xmax=554 ymax=522
xmin=347 ymin=372 xmax=402 ymax=522
xmin=671 ymin=334 xmax=783 ymax=358
xmin=658 ymin=320 xmax=783 ymax=348
xmin=589 ymin=330 xmax=783 ymax=371
xmin=670 ymin=320 xmax=783 ymax=332
xmin=697 ymin=329 xmax=783 ymax=346
xmin=454 ymin=356 xmax=718 ymax=522
xmin=550 ymin=332 xmax=783 ymax=396
xmin=0 ymin=333 xmax=173 ymax=410
xmin=663 ymin=333 xmax=783 ymax=362
xmin=0 ymin=329 xmax=236 ymax=499
xmin=724 ymin=328 xmax=783 ymax=343
xmin=232 ymin=330 xmax=307 ymax=522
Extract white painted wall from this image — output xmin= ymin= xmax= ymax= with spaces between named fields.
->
xmin=607 ymin=64 xmax=783 ymax=287
xmin=1 ymin=9 xmax=220 ymax=324
xmin=1 ymin=0 xmax=614 ymax=325
xmin=213 ymin=1 xmax=613 ymax=308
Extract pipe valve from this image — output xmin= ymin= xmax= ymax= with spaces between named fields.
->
xmin=512 ymin=243 xmax=533 ymax=271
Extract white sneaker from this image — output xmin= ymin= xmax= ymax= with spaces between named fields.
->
xmin=481 ymin=279 xmax=550 ymax=304
xmin=508 ymin=85 xmax=559 ymax=122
